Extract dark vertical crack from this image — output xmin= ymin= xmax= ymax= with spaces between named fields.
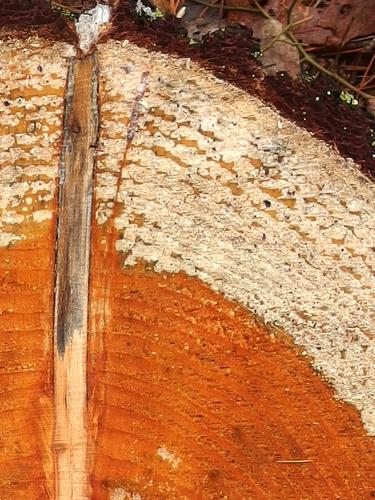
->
xmin=53 ymin=53 xmax=98 ymax=500
xmin=54 ymin=54 xmax=98 ymax=354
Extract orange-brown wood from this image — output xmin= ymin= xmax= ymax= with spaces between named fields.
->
xmin=88 ymin=224 xmax=375 ymax=499
xmin=0 ymin=227 xmax=55 ymax=499
xmin=1 ymin=34 xmax=375 ymax=500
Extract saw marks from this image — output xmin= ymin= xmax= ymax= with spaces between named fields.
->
xmin=1 ymin=33 xmax=375 ymax=499
xmin=96 ymin=40 xmax=375 ymax=435
xmin=88 ymin=248 xmax=375 ymax=498
xmin=0 ymin=38 xmax=71 ymax=248
xmin=53 ymin=55 xmax=98 ymax=499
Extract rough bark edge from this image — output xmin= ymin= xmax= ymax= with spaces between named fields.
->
xmin=2 ymin=1 xmax=374 ymax=177
xmin=0 ymin=0 xmax=77 ymax=44
xmin=105 ymin=1 xmax=375 ymax=179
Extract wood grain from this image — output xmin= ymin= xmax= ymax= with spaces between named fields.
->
xmin=87 ymin=47 xmax=375 ymax=497
xmin=0 ymin=238 xmax=55 ymax=500
xmin=53 ymin=54 xmax=98 ymax=500
xmin=88 ymin=247 xmax=375 ymax=499
xmin=0 ymin=38 xmax=69 ymax=498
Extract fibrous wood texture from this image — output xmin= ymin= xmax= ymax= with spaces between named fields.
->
xmin=0 ymin=34 xmax=375 ymax=499
xmin=53 ymin=54 xmax=98 ymax=499
xmin=95 ymin=41 xmax=375 ymax=436
xmin=88 ymin=257 xmax=375 ymax=499
xmin=0 ymin=38 xmax=71 ymax=498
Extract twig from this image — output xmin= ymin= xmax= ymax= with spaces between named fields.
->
xmin=189 ymin=0 xmax=374 ymax=100
xmin=219 ymin=0 xmax=225 ymax=18
xmin=190 ymin=0 xmax=259 ymax=13
xmin=274 ymin=39 xmax=309 ymax=48
xmin=50 ymin=1 xmax=82 ymax=14
xmin=252 ymin=0 xmax=373 ymax=100
xmin=359 ymin=52 xmax=375 ymax=88
xmin=262 ymin=16 xmax=312 ymax=52
xmin=252 ymin=0 xmax=272 ymax=19
xmin=286 ymin=0 xmax=298 ymax=25
xmin=359 ymin=74 xmax=375 ymax=91
xmin=334 ymin=16 xmax=355 ymax=71
xmin=289 ymin=31 xmax=373 ymax=99
xmin=195 ymin=0 xmax=217 ymax=20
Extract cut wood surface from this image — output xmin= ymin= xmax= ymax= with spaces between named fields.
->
xmin=89 ymin=253 xmax=375 ymax=499
xmin=86 ymin=41 xmax=375 ymax=498
xmin=0 ymin=239 xmax=55 ymax=499
xmin=0 ymin=34 xmax=375 ymax=499
xmin=96 ymin=41 xmax=375 ymax=437
xmin=0 ymin=38 xmax=68 ymax=498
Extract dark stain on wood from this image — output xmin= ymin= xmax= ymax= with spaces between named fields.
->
xmin=53 ymin=53 xmax=98 ymax=499
xmin=54 ymin=54 xmax=98 ymax=354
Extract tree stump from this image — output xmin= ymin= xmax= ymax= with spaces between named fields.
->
xmin=0 ymin=14 xmax=374 ymax=500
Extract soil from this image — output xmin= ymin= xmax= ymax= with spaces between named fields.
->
xmin=0 ymin=0 xmax=77 ymax=43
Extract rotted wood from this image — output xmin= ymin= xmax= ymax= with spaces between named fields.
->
xmin=53 ymin=54 xmax=98 ymax=500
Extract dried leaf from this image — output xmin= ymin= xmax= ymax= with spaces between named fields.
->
xmin=260 ymin=18 xmax=300 ymax=77
xmin=228 ymin=0 xmax=375 ymax=47
xmin=181 ymin=1 xmax=226 ymax=41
